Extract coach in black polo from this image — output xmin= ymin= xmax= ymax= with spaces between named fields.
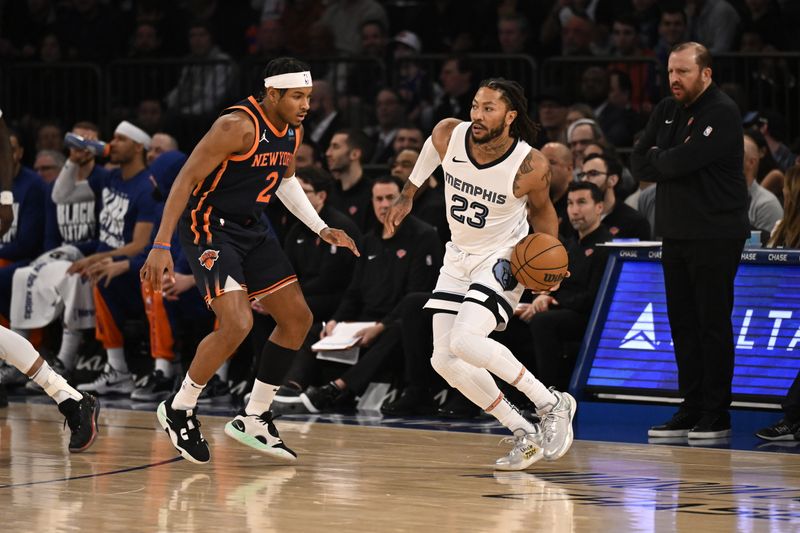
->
xmin=631 ymin=42 xmax=749 ymax=440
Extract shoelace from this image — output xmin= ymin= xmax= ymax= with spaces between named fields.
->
xmin=499 ymin=433 xmax=532 ymax=454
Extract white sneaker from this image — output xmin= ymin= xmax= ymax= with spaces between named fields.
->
xmin=537 ymin=389 xmax=577 ymax=461
xmin=494 ymin=428 xmax=544 ymax=471
xmin=224 ymin=411 xmax=297 ymax=462
xmin=77 ymin=364 xmax=134 ymax=395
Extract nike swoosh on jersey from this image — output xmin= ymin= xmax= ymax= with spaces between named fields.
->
xmin=665 ymin=119 xmax=674 ymax=124
xmin=452 ymin=156 xmax=468 ymax=163
xmin=368 ymin=255 xmax=377 ymax=260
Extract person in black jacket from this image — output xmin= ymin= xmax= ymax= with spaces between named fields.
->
xmin=631 ymin=42 xmax=749 ymax=441
xmin=516 ymin=182 xmax=611 ymax=390
xmin=283 ymin=167 xmax=362 ymax=323
xmin=273 ymin=176 xmax=442 ymax=412
xmin=579 ymin=153 xmax=651 ymax=241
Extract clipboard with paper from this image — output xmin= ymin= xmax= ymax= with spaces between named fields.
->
xmin=311 ymin=321 xmax=377 ymax=365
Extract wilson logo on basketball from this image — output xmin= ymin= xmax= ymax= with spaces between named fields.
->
xmin=199 ymin=249 xmax=220 ymax=270
xmin=543 ymin=272 xmax=566 ymax=283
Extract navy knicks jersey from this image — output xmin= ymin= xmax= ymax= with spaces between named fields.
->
xmin=187 ymin=96 xmax=299 ymax=244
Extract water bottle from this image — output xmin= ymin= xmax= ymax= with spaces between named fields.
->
xmin=64 ymin=132 xmax=109 ymax=157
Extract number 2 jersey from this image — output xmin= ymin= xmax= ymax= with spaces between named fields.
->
xmin=185 ymin=96 xmax=299 ymax=245
xmin=440 ymin=121 xmax=531 ymax=254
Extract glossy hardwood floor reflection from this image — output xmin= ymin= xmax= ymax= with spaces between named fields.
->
xmin=2 ymin=403 xmax=800 ymax=532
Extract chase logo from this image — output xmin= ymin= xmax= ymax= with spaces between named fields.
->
xmin=493 ymin=259 xmax=518 ymax=291
xmin=619 ymin=303 xmax=658 ymax=350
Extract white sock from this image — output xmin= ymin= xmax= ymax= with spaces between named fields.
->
xmin=516 ymin=369 xmax=557 ymax=411
xmin=172 ymin=374 xmax=204 ymax=410
xmin=31 ymin=362 xmax=82 ymax=404
xmin=216 ymin=359 xmax=230 ymax=382
xmin=57 ymin=329 xmax=82 ymax=370
xmin=246 ymin=379 xmax=279 ymax=415
xmin=487 ymin=394 xmax=537 ymax=435
xmin=155 ymin=357 xmax=174 ymax=378
xmin=106 ymin=347 xmax=129 ymax=373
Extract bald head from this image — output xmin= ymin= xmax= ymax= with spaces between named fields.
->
xmin=671 ymin=41 xmax=712 ymax=70
xmin=743 ymin=134 xmax=760 ymax=184
xmin=542 ymin=142 xmax=573 ymax=201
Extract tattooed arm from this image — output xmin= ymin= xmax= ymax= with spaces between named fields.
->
xmin=515 ymin=148 xmax=558 ymax=238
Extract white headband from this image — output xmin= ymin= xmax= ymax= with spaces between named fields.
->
xmin=115 ymin=120 xmax=152 ymax=150
xmin=264 ymin=71 xmax=313 ymax=89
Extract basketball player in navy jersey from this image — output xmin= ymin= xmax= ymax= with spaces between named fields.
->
xmin=0 ymin=108 xmax=99 ymax=453
xmin=140 ymin=58 xmax=359 ymax=464
xmin=384 ymin=79 xmax=577 ymax=470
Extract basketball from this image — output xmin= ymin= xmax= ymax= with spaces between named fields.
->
xmin=510 ymin=233 xmax=569 ymax=290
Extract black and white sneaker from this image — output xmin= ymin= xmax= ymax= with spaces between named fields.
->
xmin=77 ymin=364 xmax=134 ymax=395
xmin=157 ymin=394 xmax=210 ymax=464
xmin=648 ymin=411 xmax=702 ymax=438
xmin=755 ymin=419 xmax=800 ymax=441
xmin=224 ymin=410 xmax=297 ymax=462
xmin=58 ymin=393 xmax=100 ymax=453
xmin=688 ymin=414 xmax=732 ymax=440
xmin=131 ymin=370 xmax=175 ymax=402
xmin=197 ymin=375 xmax=231 ymax=405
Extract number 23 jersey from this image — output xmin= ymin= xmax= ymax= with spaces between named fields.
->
xmin=440 ymin=121 xmax=531 ymax=254
xmin=186 ymin=96 xmax=299 ymax=244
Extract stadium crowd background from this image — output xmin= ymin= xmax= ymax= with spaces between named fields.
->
xmin=1 ymin=0 xmax=799 ymax=417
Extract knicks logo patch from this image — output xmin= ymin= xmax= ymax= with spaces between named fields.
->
xmin=199 ymin=249 xmax=220 ymax=270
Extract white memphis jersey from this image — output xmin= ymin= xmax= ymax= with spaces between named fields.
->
xmin=440 ymin=121 xmax=531 ymax=254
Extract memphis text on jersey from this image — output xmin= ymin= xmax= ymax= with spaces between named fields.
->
xmin=444 ymin=171 xmax=507 ymax=205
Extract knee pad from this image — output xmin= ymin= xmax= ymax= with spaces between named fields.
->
xmin=448 ymin=329 xmax=491 ymax=369
xmin=430 ymin=350 xmax=462 ymax=388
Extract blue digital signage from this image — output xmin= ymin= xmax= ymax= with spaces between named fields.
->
xmin=574 ymin=248 xmax=800 ymax=402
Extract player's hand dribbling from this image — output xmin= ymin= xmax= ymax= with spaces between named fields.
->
xmin=320 ymin=228 xmax=360 ymax=257
xmin=383 ymin=195 xmax=412 ymax=237
xmin=140 ymin=248 xmax=174 ymax=292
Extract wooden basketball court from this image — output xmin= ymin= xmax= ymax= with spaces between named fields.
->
xmin=2 ymin=402 xmax=799 ymax=532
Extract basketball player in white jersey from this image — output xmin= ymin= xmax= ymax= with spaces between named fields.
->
xmin=0 ymin=107 xmax=99 ymax=453
xmin=385 ymin=79 xmax=576 ymax=470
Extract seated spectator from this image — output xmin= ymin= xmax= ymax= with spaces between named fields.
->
xmin=284 ymin=167 xmax=362 ymax=323
xmin=391 ymin=149 xmax=449 ymax=245
xmin=752 ymin=110 xmax=797 ymax=172
xmin=52 ymin=121 xmax=159 ymax=396
xmin=325 ymin=129 xmax=375 ymax=232
xmin=431 ymin=56 xmax=477 ymax=127
xmin=36 ymin=121 xmax=64 ymax=153
xmin=514 ymin=181 xmax=611 ymax=389
xmin=756 ymin=165 xmax=800 ymax=440
xmin=566 ymin=103 xmax=595 ymax=126
xmin=392 ymin=126 xmax=424 ymax=154
xmin=136 ymin=99 xmax=165 ymax=135
xmin=273 ymin=177 xmax=441 ymax=413
xmin=367 ymin=88 xmax=404 ymax=164
xmin=580 ymin=67 xmax=638 ymax=147
xmin=767 ymin=164 xmax=800 ymax=249
xmin=304 ymin=80 xmax=343 ymax=156
xmin=579 ymin=153 xmax=651 ymax=240
xmin=318 ymin=0 xmax=388 ymax=56
xmin=686 ymin=0 xmax=740 ymax=53
xmin=743 ymin=133 xmax=783 ymax=233
xmin=0 ymin=128 xmax=47 ymax=387
xmin=743 ymin=125 xmax=786 ymax=202
xmin=164 ymin=21 xmax=234 ymax=116
xmin=654 ymin=4 xmax=688 ymax=67
xmin=295 ymin=140 xmax=323 ymax=169
xmin=9 ymin=122 xmax=103 ymax=378
xmin=608 ymin=12 xmax=657 ymax=112
xmin=534 ymin=89 xmax=569 ymax=147
xmin=34 ymin=149 xmax=65 ymax=183
xmin=496 ymin=13 xmax=533 ymax=55
xmin=541 ymin=142 xmax=576 ymax=241
xmin=567 ymin=118 xmax=606 ymax=172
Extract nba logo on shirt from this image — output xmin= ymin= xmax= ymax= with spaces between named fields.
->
xmin=703 ymin=126 xmax=713 ymax=137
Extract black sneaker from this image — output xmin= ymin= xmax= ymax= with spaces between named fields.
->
xmin=381 ymin=385 xmax=435 ymax=416
xmin=131 ymin=370 xmax=175 ymax=402
xmin=58 ymin=393 xmax=100 ymax=453
xmin=688 ymin=413 xmax=731 ymax=439
xmin=157 ymin=394 xmax=210 ymax=464
xmin=0 ymin=384 xmax=7 ymax=408
xmin=197 ymin=375 xmax=231 ymax=405
xmin=271 ymin=384 xmax=306 ymax=415
xmin=755 ymin=419 xmax=800 ymax=441
xmin=648 ymin=411 xmax=702 ymax=438
xmin=298 ymin=382 xmax=344 ymax=414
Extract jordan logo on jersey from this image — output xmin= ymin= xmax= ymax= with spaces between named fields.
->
xmin=260 ymin=130 xmax=269 ymax=143
xmin=199 ymin=249 xmax=220 ymax=270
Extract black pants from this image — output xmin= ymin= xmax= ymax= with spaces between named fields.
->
xmin=783 ymin=371 xmax=800 ymax=422
xmin=527 ymin=308 xmax=588 ymax=390
xmin=661 ymin=238 xmax=744 ymax=417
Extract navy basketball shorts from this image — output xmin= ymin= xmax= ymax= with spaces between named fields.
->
xmin=178 ymin=215 xmax=296 ymax=306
